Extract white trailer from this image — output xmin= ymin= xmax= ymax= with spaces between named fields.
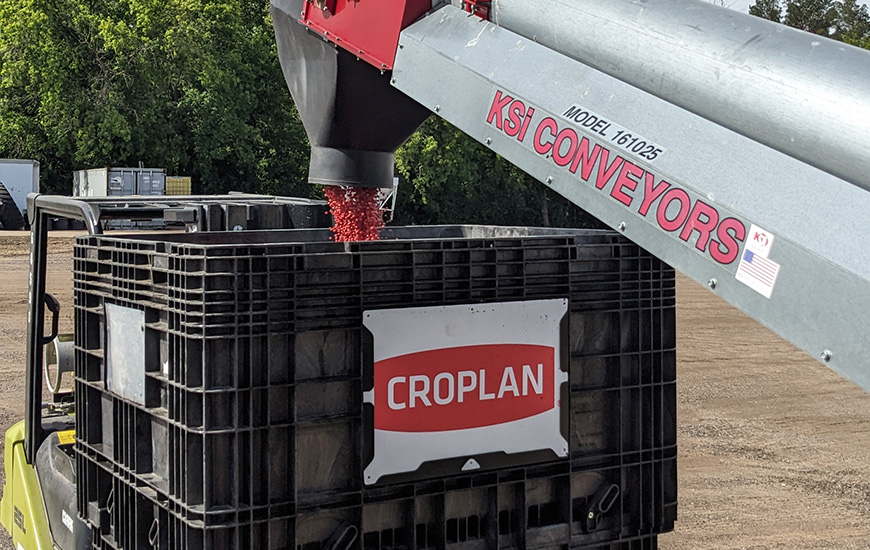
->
xmin=0 ymin=159 xmax=39 ymax=229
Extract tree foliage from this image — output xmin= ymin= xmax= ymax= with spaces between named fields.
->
xmin=749 ymin=0 xmax=784 ymax=22
xmin=0 ymin=0 xmax=597 ymax=227
xmin=750 ymin=0 xmax=870 ymax=41
xmin=3 ymin=0 xmax=869 ymax=228
xmin=831 ymin=0 xmax=870 ymax=40
xmin=0 ymin=0 xmax=312 ymax=196
xmin=395 ymin=117 xmax=597 ymax=228
xmin=784 ymin=0 xmax=838 ymax=34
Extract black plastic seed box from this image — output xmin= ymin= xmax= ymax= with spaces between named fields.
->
xmin=73 ymin=225 xmax=677 ymax=549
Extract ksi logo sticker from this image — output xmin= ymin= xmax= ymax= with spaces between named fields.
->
xmin=363 ymin=300 xmax=568 ymax=485
xmin=736 ymin=223 xmax=781 ymax=298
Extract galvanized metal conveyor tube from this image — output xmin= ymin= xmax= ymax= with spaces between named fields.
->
xmin=393 ymin=4 xmax=870 ymax=390
xmin=489 ymin=0 xmax=870 ymax=192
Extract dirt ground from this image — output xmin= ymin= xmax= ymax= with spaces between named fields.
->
xmin=0 ymin=232 xmax=867 ymax=549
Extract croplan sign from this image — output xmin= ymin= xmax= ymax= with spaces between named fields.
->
xmin=363 ymin=300 xmax=568 ymax=485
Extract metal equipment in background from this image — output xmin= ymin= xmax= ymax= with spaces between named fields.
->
xmin=73 ymin=168 xmax=167 ymax=198
xmin=378 ymin=177 xmax=400 ymax=223
xmin=0 ymin=159 xmax=39 ymax=230
xmin=164 ymin=176 xmax=192 ymax=196
xmin=45 ymin=194 xmax=330 ymax=233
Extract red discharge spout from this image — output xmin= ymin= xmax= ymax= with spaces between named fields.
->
xmin=324 ymin=186 xmax=385 ymax=242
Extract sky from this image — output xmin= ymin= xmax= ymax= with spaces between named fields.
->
xmin=725 ymin=0 xmax=755 ymax=11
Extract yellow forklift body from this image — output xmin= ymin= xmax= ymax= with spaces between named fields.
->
xmin=0 ymin=420 xmax=54 ymax=550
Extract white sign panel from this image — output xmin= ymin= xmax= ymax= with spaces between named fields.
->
xmin=363 ymin=299 xmax=569 ymax=485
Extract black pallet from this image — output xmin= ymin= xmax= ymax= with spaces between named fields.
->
xmin=73 ymin=226 xmax=677 ymax=550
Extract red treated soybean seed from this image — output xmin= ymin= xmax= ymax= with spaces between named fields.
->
xmin=324 ymin=186 xmax=385 ymax=242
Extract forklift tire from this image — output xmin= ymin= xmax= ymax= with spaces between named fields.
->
xmin=0 ymin=181 xmax=24 ymax=230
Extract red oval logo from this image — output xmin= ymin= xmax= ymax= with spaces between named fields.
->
xmin=374 ymin=344 xmax=556 ymax=432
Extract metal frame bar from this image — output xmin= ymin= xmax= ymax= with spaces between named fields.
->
xmin=21 ymin=193 xmax=326 ymax=463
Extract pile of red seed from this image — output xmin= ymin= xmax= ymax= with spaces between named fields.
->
xmin=324 ymin=185 xmax=385 ymax=242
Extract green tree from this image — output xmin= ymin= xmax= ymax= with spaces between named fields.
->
xmin=750 ymin=0 xmax=870 ymax=44
xmin=783 ymin=0 xmax=837 ymax=34
xmin=831 ymin=0 xmax=870 ymax=41
xmin=0 ymin=0 xmax=312 ymax=196
xmin=395 ymin=117 xmax=597 ymax=228
xmin=749 ymin=0 xmax=783 ymax=22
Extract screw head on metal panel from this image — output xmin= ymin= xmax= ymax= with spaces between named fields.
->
xmin=821 ymin=350 xmax=833 ymax=362
xmin=546 ymin=176 xmax=553 ymax=184
xmin=618 ymin=222 xmax=626 ymax=232
xmin=485 ymin=137 xmax=492 ymax=145
xmin=435 ymin=105 xmax=441 ymax=112
xmin=391 ymin=78 xmax=396 ymax=85
xmin=707 ymin=278 xmax=717 ymax=290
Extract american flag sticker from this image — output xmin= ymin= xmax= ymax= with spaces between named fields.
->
xmin=735 ymin=249 xmax=780 ymax=299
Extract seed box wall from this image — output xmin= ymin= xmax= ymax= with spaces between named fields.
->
xmin=73 ymin=226 xmax=677 ymax=550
